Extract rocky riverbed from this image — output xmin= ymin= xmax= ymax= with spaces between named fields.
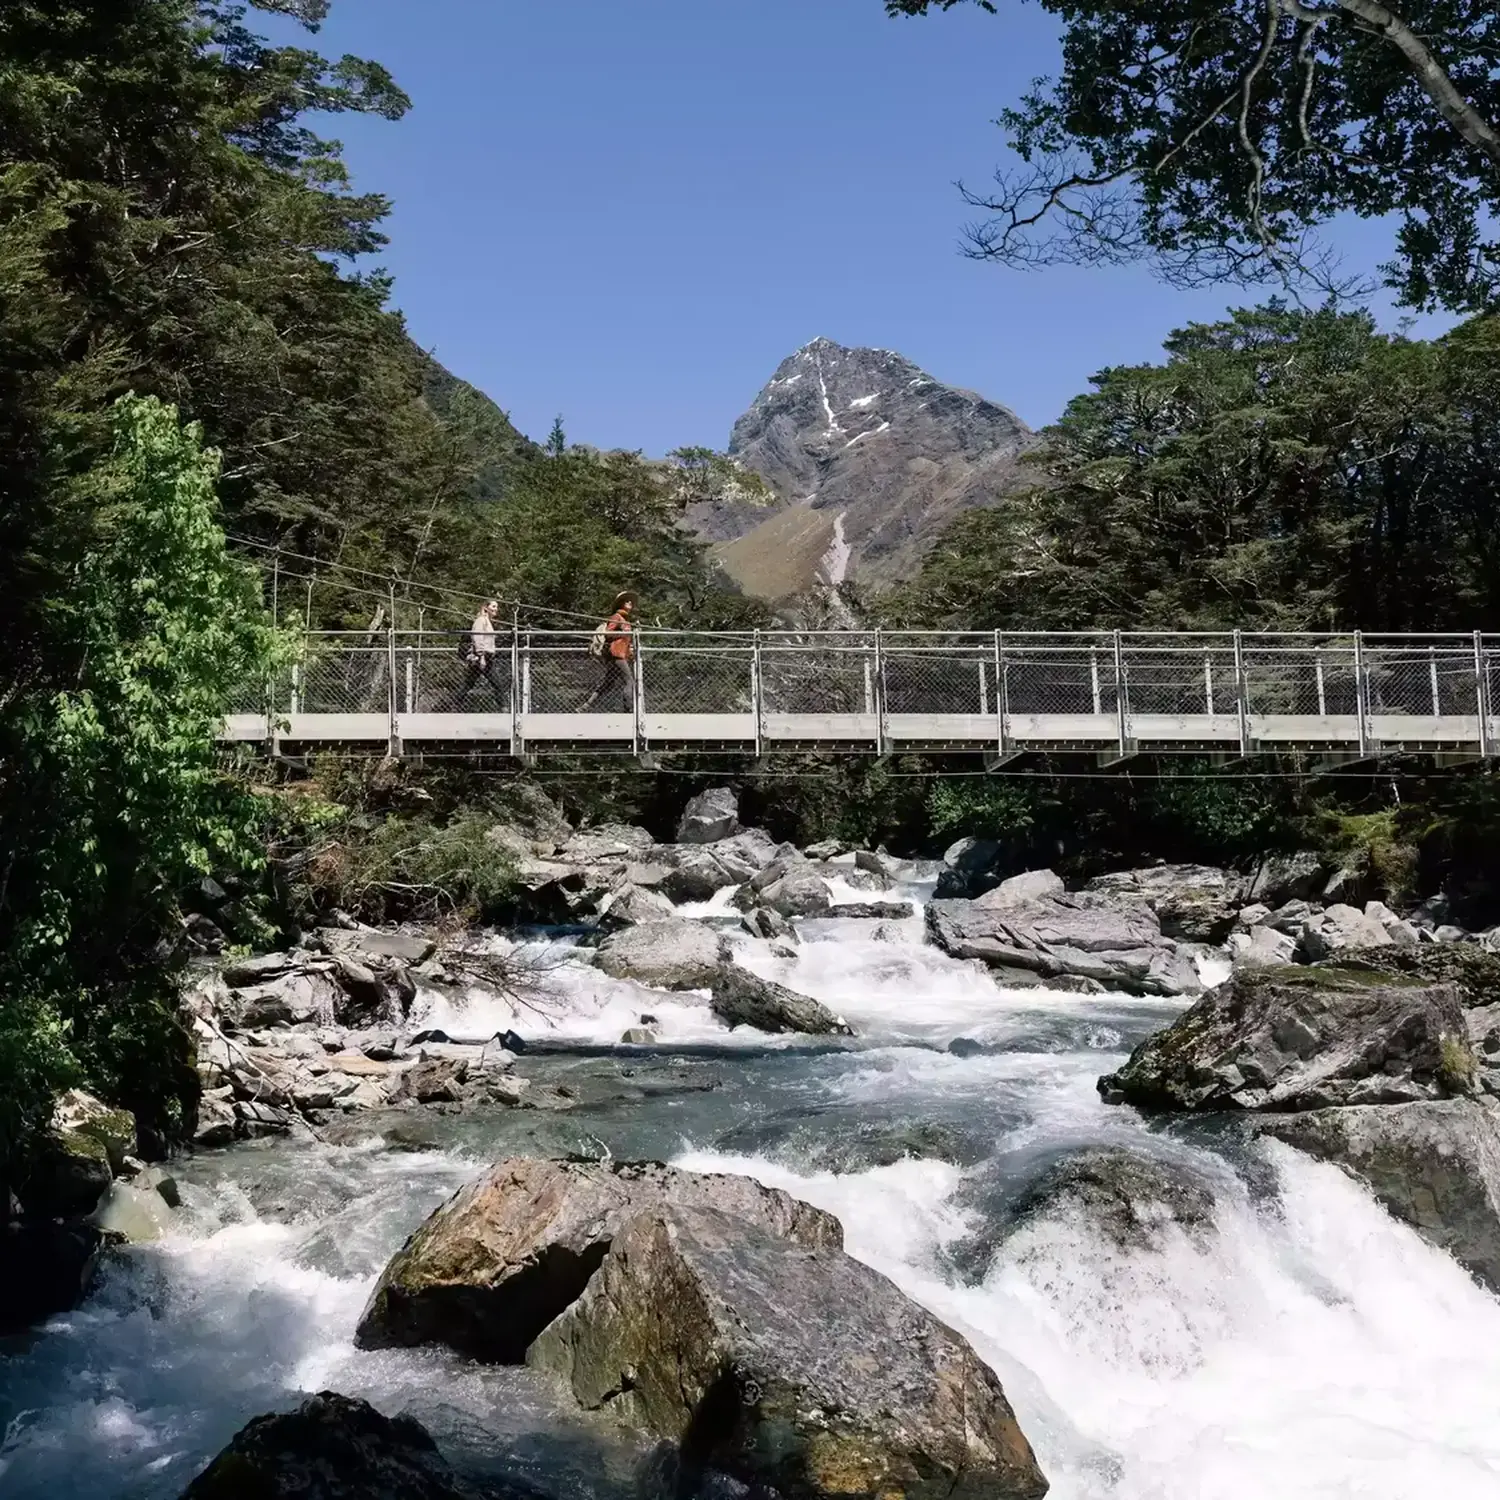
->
xmin=5 ymin=789 xmax=1500 ymax=1499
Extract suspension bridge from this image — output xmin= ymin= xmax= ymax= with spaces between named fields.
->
xmin=220 ymin=628 xmax=1500 ymax=765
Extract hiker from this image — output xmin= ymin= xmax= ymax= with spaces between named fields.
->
xmin=444 ymin=599 xmax=507 ymax=709
xmin=581 ymin=591 xmax=636 ymax=711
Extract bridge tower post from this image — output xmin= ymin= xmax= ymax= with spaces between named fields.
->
xmin=510 ymin=612 xmax=522 ymax=758
xmin=1476 ymin=630 xmax=1492 ymax=760
xmin=1352 ymin=630 xmax=1370 ymax=760
xmin=873 ymin=629 xmax=886 ymax=756
xmin=752 ymin=630 xmax=763 ymax=758
xmin=1232 ymin=630 xmax=1250 ymax=757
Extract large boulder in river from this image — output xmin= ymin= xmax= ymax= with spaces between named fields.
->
xmin=1246 ymin=850 xmax=1329 ymax=907
xmin=0 ymin=1219 xmax=110 ymax=1335
xmin=934 ymin=836 xmax=1004 ymax=899
xmin=527 ymin=1205 xmax=1050 ymax=1500
xmin=355 ymin=1156 xmax=841 ymax=1361
xmin=676 ymin=786 xmax=740 ymax=844
xmin=180 ymin=1391 xmax=508 ymax=1500
xmin=1255 ymin=1098 xmax=1500 ymax=1290
xmin=710 ymin=963 xmax=853 ymax=1036
xmin=925 ymin=887 xmax=1200 ymax=996
xmin=594 ymin=919 xmax=726 ymax=990
xmin=733 ymin=857 xmax=836 ymax=919
xmin=1085 ymin=864 xmax=1246 ymax=945
xmin=1098 ymin=963 xmax=1476 ymax=1112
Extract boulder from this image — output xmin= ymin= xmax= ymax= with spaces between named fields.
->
xmin=1297 ymin=903 xmax=1395 ymax=960
xmin=1085 ymin=864 xmax=1245 ymax=944
xmin=558 ymin=823 xmax=655 ymax=864
xmin=710 ymin=964 xmax=853 ymax=1036
xmin=1098 ymin=963 xmax=1475 ymax=1112
xmin=318 ymin=928 xmax=436 ymax=968
xmin=977 ymin=869 xmax=1065 ymax=908
xmin=925 ymin=893 xmax=1200 ymax=997
xmin=595 ymin=919 xmax=727 ymax=990
xmin=803 ymin=837 xmax=848 ymax=860
xmin=1255 ymin=1099 xmax=1500 ymax=1291
xmin=656 ymin=845 xmax=739 ymax=904
xmin=221 ymin=951 xmax=299 ymax=988
xmin=394 ymin=1058 xmax=469 ymax=1105
xmin=1365 ymin=899 xmax=1421 ymax=947
xmin=51 ymin=1089 xmax=137 ymax=1174
xmin=193 ymin=1092 xmax=237 ymax=1147
xmin=707 ymin=827 xmax=784 ymax=881
xmin=88 ymin=1180 xmax=175 ymax=1244
xmin=596 ymin=881 xmax=675 ymax=929
xmin=1247 ymin=851 xmax=1329 ymax=907
xmin=230 ymin=968 xmax=342 ymax=1030
xmin=22 ymin=1126 xmax=113 ymax=1219
xmin=677 ymin=787 xmax=740 ymax=844
xmin=951 ymin=1145 xmax=1218 ymax=1280
xmin=934 ymin=836 xmax=1003 ymax=899
xmin=180 ymin=1391 xmax=504 ymax=1500
xmin=733 ymin=864 xmax=835 ymax=919
xmin=1228 ymin=924 xmax=1297 ymax=969
xmin=620 ymin=1027 xmax=657 ymax=1045
xmin=829 ymin=899 xmax=915 ymax=921
xmin=854 ymin=847 xmax=903 ymax=881
xmin=527 ymin=1206 xmax=1049 ymax=1500
xmin=356 ymin=1156 xmax=841 ymax=1361
xmin=740 ymin=906 xmax=797 ymax=943
xmin=0 ymin=1219 xmax=109 ymax=1335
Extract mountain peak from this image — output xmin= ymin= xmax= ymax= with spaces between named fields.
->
xmin=702 ymin=341 xmax=1036 ymax=600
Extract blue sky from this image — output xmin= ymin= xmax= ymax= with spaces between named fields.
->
xmin=295 ymin=0 xmax=1448 ymax=453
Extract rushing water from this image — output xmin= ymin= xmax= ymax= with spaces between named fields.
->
xmin=5 ymin=889 xmax=1500 ymax=1499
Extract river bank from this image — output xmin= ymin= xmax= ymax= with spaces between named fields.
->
xmin=5 ymin=790 xmax=1500 ymax=1498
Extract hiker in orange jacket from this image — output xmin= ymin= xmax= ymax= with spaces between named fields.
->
xmin=581 ymin=591 xmax=636 ymax=711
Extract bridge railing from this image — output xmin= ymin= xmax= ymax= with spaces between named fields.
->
xmin=224 ymin=628 xmax=1500 ymax=754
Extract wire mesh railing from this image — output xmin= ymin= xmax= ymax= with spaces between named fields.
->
xmin=228 ymin=628 xmax=1500 ymax=753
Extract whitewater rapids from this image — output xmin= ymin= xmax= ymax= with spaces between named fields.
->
xmin=3 ymin=899 xmax=1500 ymax=1499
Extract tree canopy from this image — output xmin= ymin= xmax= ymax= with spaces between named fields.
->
xmin=885 ymin=0 xmax=1500 ymax=311
xmin=891 ymin=304 xmax=1500 ymax=633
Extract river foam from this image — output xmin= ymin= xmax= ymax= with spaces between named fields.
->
xmin=4 ymin=907 xmax=1500 ymax=1499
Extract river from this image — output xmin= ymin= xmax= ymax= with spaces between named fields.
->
xmin=4 ymin=887 xmax=1500 ymax=1499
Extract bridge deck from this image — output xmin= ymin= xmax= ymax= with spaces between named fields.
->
xmin=221 ymin=629 xmax=1500 ymax=759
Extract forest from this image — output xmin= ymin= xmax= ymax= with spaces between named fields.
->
xmin=3 ymin=0 xmax=1499 ymax=1185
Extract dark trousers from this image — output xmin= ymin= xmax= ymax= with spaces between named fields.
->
xmin=582 ymin=654 xmax=634 ymax=711
xmin=444 ymin=654 xmax=507 ymax=711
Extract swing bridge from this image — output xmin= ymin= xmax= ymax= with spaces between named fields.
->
xmin=219 ymin=627 xmax=1500 ymax=766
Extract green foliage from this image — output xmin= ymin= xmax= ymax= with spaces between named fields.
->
xmin=0 ymin=396 xmax=287 ymax=1170
xmin=1439 ymin=1034 xmax=1480 ymax=1096
xmin=885 ymin=1 xmax=1500 ymax=312
xmin=305 ymin=810 xmax=519 ymax=926
xmin=895 ymin=305 xmax=1500 ymax=635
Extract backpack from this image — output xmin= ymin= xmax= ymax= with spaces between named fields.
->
xmin=588 ymin=621 xmax=610 ymax=659
xmin=457 ymin=630 xmax=476 ymax=664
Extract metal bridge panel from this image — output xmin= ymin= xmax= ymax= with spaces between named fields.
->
xmin=643 ymin=713 xmax=757 ymax=743
xmin=224 ymin=713 xmax=268 ymax=742
xmin=762 ymin=712 xmax=880 ymax=742
xmin=398 ymin=712 xmax=513 ymax=743
xmin=522 ymin=712 xmax=633 ymax=741
xmin=279 ymin=713 xmax=388 ymax=742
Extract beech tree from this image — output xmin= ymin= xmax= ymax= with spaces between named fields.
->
xmin=885 ymin=1 xmax=1500 ymax=310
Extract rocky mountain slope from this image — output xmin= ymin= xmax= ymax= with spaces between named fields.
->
xmin=697 ymin=338 xmax=1036 ymax=599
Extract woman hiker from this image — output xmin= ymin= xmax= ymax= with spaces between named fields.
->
xmin=581 ymin=591 xmax=637 ymax=711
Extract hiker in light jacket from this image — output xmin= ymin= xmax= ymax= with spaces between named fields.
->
xmin=444 ymin=598 xmax=506 ymax=709
xmin=581 ymin=592 xmax=636 ymax=711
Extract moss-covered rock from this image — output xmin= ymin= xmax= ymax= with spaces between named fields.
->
xmin=1098 ymin=963 xmax=1475 ymax=1113
xmin=51 ymin=1088 xmax=137 ymax=1174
